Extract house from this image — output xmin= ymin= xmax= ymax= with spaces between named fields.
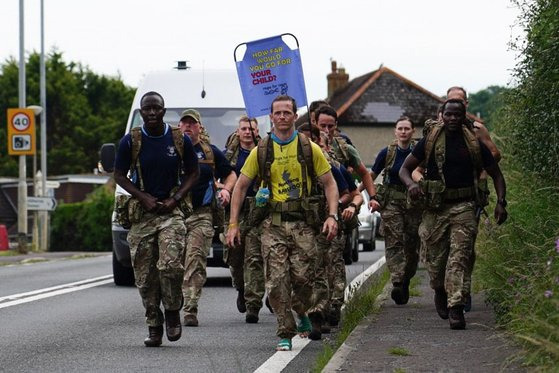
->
xmin=301 ymin=61 xmax=481 ymax=166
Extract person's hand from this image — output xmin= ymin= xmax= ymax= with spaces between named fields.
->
xmin=494 ymin=204 xmax=508 ymax=225
xmin=138 ymin=192 xmax=159 ymax=213
xmin=407 ymin=182 xmax=423 ymax=200
xmin=157 ymin=197 xmax=178 ymax=215
xmin=341 ymin=205 xmax=356 ymax=221
xmin=322 ymin=216 xmax=338 ymax=241
xmin=218 ymin=188 xmax=231 ymax=207
xmin=226 ymin=224 xmax=241 ymax=248
xmin=369 ymin=198 xmax=381 ymax=212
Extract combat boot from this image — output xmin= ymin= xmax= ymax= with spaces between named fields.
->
xmin=164 ymin=309 xmax=182 ymax=341
xmin=391 ymin=282 xmax=409 ymax=305
xmin=434 ymin=288 xmax=449 ymax=319
xmin=328 ymin=306 xmax=341 ymax=327
xmin=245 ymin=308 xmax=259 ymax=324
xmin=144 ymin=325 xmax=163 ymax=347
xmin=308 ymin=312 xmax=323 ymax=340
xmin=449 ymin=306 xmax=466 ymax=329
xmin=236 ymin=288 xmax=247 ymax=313
xmin=183 ymin=314 xmax=199 ymax=327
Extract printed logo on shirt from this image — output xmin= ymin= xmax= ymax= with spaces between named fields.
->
xmin=167 ymin=146 xmax=177 ymax=157
xmin=196 ymin=151 xmax=205 ymax=160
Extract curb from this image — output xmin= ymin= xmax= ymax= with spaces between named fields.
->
xmin=323 ymin=259 xmax=389 ymax=372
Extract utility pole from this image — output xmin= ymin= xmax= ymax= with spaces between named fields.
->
xmin=17 ymin=0 xmax=28 ymax=254
xmin=39 ymin=0 xmax=48 ymax=252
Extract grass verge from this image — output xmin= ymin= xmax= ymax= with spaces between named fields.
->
xmin=312 ymin=268 xmax=389 ymax=372
xmin=475 ymin=158 xmax=559 ymax=370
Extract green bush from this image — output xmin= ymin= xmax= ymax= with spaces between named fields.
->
xmin=476 ymin=157 xmax=559 ymax=369
xmin=50 ymin=185 xmax=114 ymax=252
xmin=500 ymin=0 xmax=559 ymax=180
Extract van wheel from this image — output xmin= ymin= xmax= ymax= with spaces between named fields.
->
xmin=113 ymin=252 xmax=135 ymax=286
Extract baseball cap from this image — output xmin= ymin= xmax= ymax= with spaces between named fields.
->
xmin=180 ymin=109 xmax=201 ymax=123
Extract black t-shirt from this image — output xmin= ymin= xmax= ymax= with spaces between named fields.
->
xmin=191 ymin=143 xmax=234 ymax=208
xmin=371 ymin=145 xmax=413 ymax=186
xmin=412 ymin=132 xmax=495 ymax=188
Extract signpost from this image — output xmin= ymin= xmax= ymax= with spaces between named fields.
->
xmin=7 ymin=108 xmax=36 ymax=156
xmin=27 ymin=197 xmax=57 ymax=211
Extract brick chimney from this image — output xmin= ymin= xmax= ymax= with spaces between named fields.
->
xmin=327 ymin=60 xmax=349 ymax=97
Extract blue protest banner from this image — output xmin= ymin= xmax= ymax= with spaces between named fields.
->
xmin=234 ymin=34 xmax=308 ymax=118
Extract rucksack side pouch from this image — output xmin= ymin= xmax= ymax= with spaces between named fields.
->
xmin=477 ymin=178 xmax=490 ymax=208
xmin=422 ymin=180 xmax=445 ymax=210
xmin=171 ymin=187 xmax=193 ymax=218
xmin=301 ymin=196 xmax=326 ymax=231
xmin=128 ymin=198 xmax=143 ymax=225
xmin=375 ymin=183 xmax=387 ymax=210
xmin=114 ymin=195 xmax=132 ymax=229
xmin=246 ymin=197 xmax=269 ymax=227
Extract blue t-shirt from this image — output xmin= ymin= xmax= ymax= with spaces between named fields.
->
xmin=412 ymin=134 xmax=495 ymax=188
xmin=232 ymin=146 xmax=257 ymax=198
xmin=115 ymin=124 xmax=198 ymax=199
xmin=371 ymin=145 xmax=413 ymax=186
xmin=331 ymin=164 xmax=349 ymax=193
xmin=340 ymin=164 xmax=357 ymax=192
xmin=191 ymin=143 xmax=234 ymax=208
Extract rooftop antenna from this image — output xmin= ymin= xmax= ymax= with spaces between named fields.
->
xmin=201 ymin=60 xmax=206 ymax=98
xmin=176 ymin=60 xmax=190 ymax=70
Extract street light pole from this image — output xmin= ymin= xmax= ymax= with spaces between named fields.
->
xmin=39 ymin=0 xmax=48 ymax=252
xmin=17 ymin=0 xmax=28 ymax=254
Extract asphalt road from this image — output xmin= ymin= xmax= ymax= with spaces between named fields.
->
xmin=0 ymin=242 xmax=385 ymax=372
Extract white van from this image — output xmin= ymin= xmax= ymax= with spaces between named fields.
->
xmin=101 ymin=66 xmax=261 ymax=285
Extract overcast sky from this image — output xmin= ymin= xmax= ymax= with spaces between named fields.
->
xmin=1 ymin=0 xmax=521 ymax=101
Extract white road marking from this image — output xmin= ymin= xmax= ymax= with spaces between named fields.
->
xmin=253 ymin=256 xmax=386 ymax=373
xmin=0 ymin=275 xmax=114 ymax=309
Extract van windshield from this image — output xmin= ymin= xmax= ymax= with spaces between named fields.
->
xmin=131 ymin=108 xmax=246 ymax=149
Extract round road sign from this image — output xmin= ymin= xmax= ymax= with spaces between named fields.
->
xmin=12 ymin=112 xmax=31 ymax=131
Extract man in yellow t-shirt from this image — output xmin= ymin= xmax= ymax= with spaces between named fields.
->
xmin=226 ymin=95 xmax=339 ymax=351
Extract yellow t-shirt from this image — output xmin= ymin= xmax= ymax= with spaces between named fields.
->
xmin=241 ymin=137 xmax=331 ymax=202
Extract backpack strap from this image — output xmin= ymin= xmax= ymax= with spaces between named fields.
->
xmin=257 ymin=136 xmax=274 ymax=199
xmin=198 ymin=141 xmax=215 ymax=171
xmin=461 ymin=125 xmax=483 ymax=205
xmin=296 ymin=133 xmax=317 ymax=197
xmin=424 ymin=122 xmax=446 ymax=184
xmin=382 ymin=141 xmax=398 ymax=185
xmin=333 ymin=136 xmax=350 ymax=166
xmin=130 ymin=127 xmax=144 ymax=191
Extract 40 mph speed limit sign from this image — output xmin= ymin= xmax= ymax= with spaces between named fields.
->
xmin=7 ymin=108 xmax=36 ymax=155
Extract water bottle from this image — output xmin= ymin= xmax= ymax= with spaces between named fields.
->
xmin=255 ymin=187 xmax=270 ymax=207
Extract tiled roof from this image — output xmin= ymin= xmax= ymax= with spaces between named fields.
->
xmin=299 ymin=66 xmax=482 ymax=126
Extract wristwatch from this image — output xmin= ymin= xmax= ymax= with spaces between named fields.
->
xmin=172 ymin=194 xmax=183 ymax=202
xmin=327 ymin=214 xmax=339 ymax=222
xmin=348 ymin=202 xmax=357 ymax=209
xmin=497 ymin=198 xmax=507 ymax=208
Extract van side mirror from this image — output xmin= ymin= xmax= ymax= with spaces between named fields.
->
xmin=99 ymin=143 xmax=116 ymax=173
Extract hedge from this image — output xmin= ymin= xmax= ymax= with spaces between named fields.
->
xmin=50 ymin=185 xmax=114 ymax=252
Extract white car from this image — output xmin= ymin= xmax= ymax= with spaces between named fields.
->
xmin=358 ymin=191 xmax=381 ymax=251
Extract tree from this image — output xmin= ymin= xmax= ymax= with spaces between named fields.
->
xmin=497 ymin=0 xmax=559 ymax=179
xmin=467 ymin=85 xmax=509 ymax=130
xmin=0 ymin=50 xmax=135 ymax=176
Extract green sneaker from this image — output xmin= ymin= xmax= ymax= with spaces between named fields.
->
xmin=297 ymin=314 xmax=311 ymax=337
xmin=276 ymin=338 xmax=292 ymax=351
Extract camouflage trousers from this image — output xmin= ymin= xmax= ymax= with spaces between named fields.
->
xmin=224 ymin=222 xmax=265 ymax=312
xmin=127 ymin=208 xmax=186 ymax=327
xmin=306 ymin=233 xmax=346 ymax=316
xmin=380 ymin=200 xmax=421 ymax=284
xmin=418 ymin=201 xmax=477 ymax=308
xmin=261 ymin=216 xmax=317 ymax=339
xmin=182 ymin=207 xmax=214 ymax=316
